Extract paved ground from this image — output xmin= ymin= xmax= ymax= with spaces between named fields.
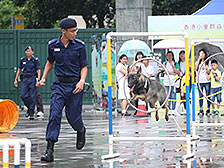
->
xmin=2 ymin=105 xmax=224 ymax=168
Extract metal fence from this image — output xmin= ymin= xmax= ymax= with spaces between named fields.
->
xmin=0 ymin=28 xmax=115 ymax=105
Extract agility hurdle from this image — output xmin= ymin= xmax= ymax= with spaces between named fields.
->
xmin=0 ymin=138 xmax=31 ymax=168
xmin=191 ymin=40 xmax=224 ymax=157
xmin=102 ymin=32 xmax=196 ymax=167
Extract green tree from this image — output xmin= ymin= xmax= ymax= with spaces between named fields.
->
xmin=0 ymin=0 xmax=25 ymax=29
xmin=13 ymin=0 xmax=115 ymax=28
xmin=152 ymin=0 xmax=211 ymax=15
xmin=1 ymin=0 xmax=213 ymax=29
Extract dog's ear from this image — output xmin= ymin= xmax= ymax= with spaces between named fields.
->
xmin=137 ymin=66 xmax=142 ymax=74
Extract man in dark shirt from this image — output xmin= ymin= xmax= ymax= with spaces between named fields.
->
xmin=39 ymin=18 xmax=88 ymax=162
xmin=14 ymin=45 xmax=41 ymax=120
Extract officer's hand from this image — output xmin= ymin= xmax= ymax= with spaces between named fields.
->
xmin=14 ymin=80 xmax=18 ymax=87
xmin=36 ymin=81 xmax=40 ymax=87
xmin=73 ymin=80 xmax=85 ymax=94
xmin=38 ymin=79 xmax=46 ymax=87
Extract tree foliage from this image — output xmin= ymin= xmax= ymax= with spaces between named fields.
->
xmin=152 ymin=0 xmax=211 ymax=15
xmin=0 ymin=0 xmax=24 ymax=29
xmin=0 ymin=0 xmax=213 ymax=29
xmin=12 ymin=0 xmax=115 ymax=28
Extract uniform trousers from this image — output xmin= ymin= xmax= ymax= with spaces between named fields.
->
xmin=46 ymin=79 xmax=84 ymax=142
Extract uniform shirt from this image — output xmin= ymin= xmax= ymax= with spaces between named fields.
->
xmin=19 ymin=56 xmax=40 ymax=76
xmin=48 ymin=37 xmax=88 ymax=77
xmin=209 ymin=69 xmax=222 ymax=88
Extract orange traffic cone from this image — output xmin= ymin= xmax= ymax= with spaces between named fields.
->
xmin=134 ymin=100 xmax=149 ymax=117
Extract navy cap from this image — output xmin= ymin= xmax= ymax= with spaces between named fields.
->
xmin=59 ymin=18 xmax=77 ymax=29
xmin=25 ymin=45 xmax=34 ymax=51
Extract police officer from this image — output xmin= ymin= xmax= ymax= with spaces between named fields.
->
xmin=39 ymin=18 xmax=88 ymax=162
xmin=14 ymin=46 xmax=41 ymax=120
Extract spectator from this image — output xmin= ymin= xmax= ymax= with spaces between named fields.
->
xmin=207 ymin=59 xmax=222 ymax=115
xmin=141 ymin=56 xmax=154 ymax=79
xmin=195 ymin=49 xmax=211 ymax=116
xmin=163 ymin=51 xmax=180 ymax=114
xmin=180 ymin=68 xmax=192 ymax=110
xmin=116 ymin=54 xmax=131 ymax=116
xmin=140 ymin=56 xmax=154 ymax=115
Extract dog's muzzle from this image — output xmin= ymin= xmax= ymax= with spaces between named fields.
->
xmin=128 ymin=85 xmax=135 ymax=92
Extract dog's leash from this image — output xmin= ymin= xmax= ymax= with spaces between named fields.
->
xmin=84 ymin=82 xmax=91 ymax=93
xmin=170 ymin=115 xmax=186 ymax=136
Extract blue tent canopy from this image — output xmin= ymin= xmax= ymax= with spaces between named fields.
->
xmin=193 ymin=0 xmax=224 ymax=15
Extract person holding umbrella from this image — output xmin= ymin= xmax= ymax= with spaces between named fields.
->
xmin=195 ymin=48 xmax=211 ymax=116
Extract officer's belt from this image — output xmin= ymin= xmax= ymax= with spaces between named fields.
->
xmin=57 ymin=76 xmax=79 ymax=83
xmin=23 ymin=75 xmax=33 ymax=78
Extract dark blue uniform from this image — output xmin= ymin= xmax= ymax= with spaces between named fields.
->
xmin=46 ymin=37 xmax=88 ymax=142
xmin=19 ymin=56 xmax=40 ymax=111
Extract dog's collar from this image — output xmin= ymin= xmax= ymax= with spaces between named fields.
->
xmin=133 ymin=78 xmax=149 ymax=91
xmin=144 ymin=79 xmax=149 ymax=91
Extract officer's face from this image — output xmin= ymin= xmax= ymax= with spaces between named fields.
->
xmin=25 ymin=49 xmax=33 ymax=57
xmin=62 ymin=27 xmax=78 ymax=40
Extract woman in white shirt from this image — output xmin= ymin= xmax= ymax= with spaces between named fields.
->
xmin=163 ymin=51 xmax=180 ymax=112
xmin=174 ymin=50 xmax=186 ymax=114
xmin=116 ymin=54 xmax=130 ymax=116
xmin=195 ymin=49 xmax=211 ymax=116
xmin=178 ymin=50 xmax=186 ymax=76
xmin=141 ymin=56 xmax=154 ymax=78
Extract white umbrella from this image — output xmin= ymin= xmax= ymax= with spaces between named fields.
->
xmin=118 ymin=39 xmax=151 ymax=57
xmin=153 ymin=39 xmax=185 ymax=49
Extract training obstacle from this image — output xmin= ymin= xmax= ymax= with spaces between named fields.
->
xmin=0 ymin=138 xmax=31 ymax=168
xmin=191 ymin=40 xmax=224 ymax=160
xmin=102 ymin=31 xmax=195 ymax=168
xmin=0 ymin=99 xmax=32 ymax=168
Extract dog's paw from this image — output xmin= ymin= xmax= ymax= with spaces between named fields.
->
xmin=165 ymin=115 xmax=169 ymax=121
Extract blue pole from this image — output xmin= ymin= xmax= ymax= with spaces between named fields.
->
xmin=193 ymin=159 xmax=197 ymax=168
xmin=192 ymin=83 xmax=196 ymax=122
xmin=106 ymin=37 xmax=113 ymax=136
xmin=108 ymin=86 xmax=113 ymax=135
xmin=186 ymin=85 xmax=190 ymax=135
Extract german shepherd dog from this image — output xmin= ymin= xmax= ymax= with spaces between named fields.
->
xmin=127 ymin=67 xmax=169 ymax=121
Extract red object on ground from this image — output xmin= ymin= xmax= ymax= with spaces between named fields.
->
xmin=135 ymin=104 xmax=148 ymax=116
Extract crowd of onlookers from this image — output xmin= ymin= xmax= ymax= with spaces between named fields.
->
xmin=116 ymin=49 xmax=224 ymax=116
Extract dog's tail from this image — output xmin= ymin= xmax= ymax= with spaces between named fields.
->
xmin=155 ymin=69 xmax=165 ymax=81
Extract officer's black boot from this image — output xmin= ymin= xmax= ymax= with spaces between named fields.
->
xmin=41 ymin=140 xmax=54 ymax=162
xmin=29 ymin=110 xmax=34 ymax=120
xmin=76 ymin=127 xmax=86 ymax=150
xmin=25 ymin=109 xmax=30 ymax=118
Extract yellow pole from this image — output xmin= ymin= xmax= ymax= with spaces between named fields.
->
xmin=191 ymin=43 xmax=196 ymax=122
xmin=107 ymin=39 xmax=112 ymax=87
xmin=191 ymin=44 xmax=195 ymax=83
xmin=185 ymin=37 xmax=190 ymax=135
xmin=185 ymin=38 xmax=189 ymax=85
xmin=107 ymin=37 xmax=113 ymax=135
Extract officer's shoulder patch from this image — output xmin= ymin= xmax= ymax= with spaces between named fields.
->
xmin=48 ymin=38 xmax=57 ymax=45
xmin=32 ymin=56 xmax=38 ymax=60
xmin=75 ymin=39 xmax=85 ymax=45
